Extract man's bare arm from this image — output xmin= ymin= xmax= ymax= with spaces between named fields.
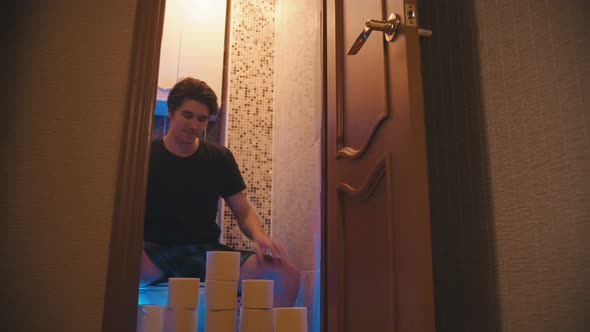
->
xmin=224 ymin=191 xmax=284 ymax=259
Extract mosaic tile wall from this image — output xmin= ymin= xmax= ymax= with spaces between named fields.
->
xmin=221 ymin=0 xmax=276 ymax=250
xmin=221 ymin=2 xmax=322 ymax=329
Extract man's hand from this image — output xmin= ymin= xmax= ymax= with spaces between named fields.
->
xmin=225 ymin=191 xmax=287 ymax=262
xmin=252 ymin=232 xmax=287 ymax=263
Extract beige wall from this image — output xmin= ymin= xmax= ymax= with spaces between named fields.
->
xmin=272 ymin=0 xmax=322 ymax=273
xmin=157 ymin=0 xmax=227 ymax=93
xmin=421 ymin=0 xmax=590 ymax=331
xmin=272 ymin=0 xmax=322 ymax=331
xmin=1 ymin=1 xmax=138 ymax=331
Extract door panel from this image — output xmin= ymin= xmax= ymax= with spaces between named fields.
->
xmin=341 ymin=0 xmax=389 ymax=156
xmin=325 ymin=0 xmax=435 ymax=331
xmin=339 ymin=156 xmax=395 ymax=332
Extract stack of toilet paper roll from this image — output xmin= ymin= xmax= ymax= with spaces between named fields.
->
xmin=165 ymin=278 xmax=200 ymax=332
xmin=137 ymin=304 xmax=165 ymax=332
xmin=273 ymin=307 xmax=308 ymax=332
xmin=239 ymin=280 xmax=274 ymax=332
xmin=204 ymin=251 xmax=240 ymax=332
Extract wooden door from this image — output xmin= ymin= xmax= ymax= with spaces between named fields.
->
xmin=324 ymin=0 xmax=434 ymax=331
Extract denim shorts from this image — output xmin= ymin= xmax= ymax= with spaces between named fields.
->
xmin=143 ymin=241 xmax=255 ymax=284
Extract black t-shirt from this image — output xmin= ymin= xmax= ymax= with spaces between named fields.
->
xmin=144 ymin=139 xmax=246 ymax=245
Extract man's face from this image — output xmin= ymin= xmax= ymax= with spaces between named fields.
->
xmin=167 ymin=98 xmax=210 ymax=145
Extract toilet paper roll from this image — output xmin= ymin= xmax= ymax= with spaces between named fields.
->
xmin=137 ymin=305 xmax=165 ymax=332
xmin=204 ymin=279 xmax=238 ymax=310
xmin=205 ymin=309 xmax=236 ymax=332
xmin=241 ymin=279 xmax=274 ymax=309
xmin=273 ymin=307 xmax=308 ymax=332
xmin=164 ymin=307 xmax=197 ymax=332
xmin=168 ymin=278 xmax=200 ymax=309
xmin=239 ymin=308 xmax=273 ymax=332
xmin=206 ymin=251 xmax=240 ymax=281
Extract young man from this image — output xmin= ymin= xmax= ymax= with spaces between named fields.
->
xmin=140 ymin=77 xmax=299 ymax=307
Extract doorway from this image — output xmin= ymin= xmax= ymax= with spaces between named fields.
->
xmin=135 ymin=0 xmax=323 ymax=331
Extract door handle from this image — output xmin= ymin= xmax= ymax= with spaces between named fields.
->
xmin=346 ymin=13 xmax=432 ymax=55
xmin=346 ymin=13 xmax=401 ymax=55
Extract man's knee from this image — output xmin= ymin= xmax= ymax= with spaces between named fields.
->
xmin=265 ymin=257 xmax=300 ymax=292
xmin=240 ymin=254 xmax=300 ymax=306
xmin=279 ymin=259 xmax=300 ymax=286
xmin=242 ymin=254 xmax=299 ymax=283
xmin=139 ymin=250 xmax=164 ymax=287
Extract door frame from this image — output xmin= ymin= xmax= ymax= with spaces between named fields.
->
xmin=321 ymin=1 xmax=328 ymax=332
xmin=101 ymin=1 xmax=166 ymax=331
xmin=102 ymin=0 xmax=330 ymax=331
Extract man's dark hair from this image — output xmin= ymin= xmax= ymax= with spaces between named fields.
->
xmin=167 ymin=77 xmax=219 ymax=116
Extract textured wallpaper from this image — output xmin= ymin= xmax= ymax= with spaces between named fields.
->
xmin=420 ymin=0 xmax=590 ymax=331
xmin=1 ymin=1 xmax=138 ymax=331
